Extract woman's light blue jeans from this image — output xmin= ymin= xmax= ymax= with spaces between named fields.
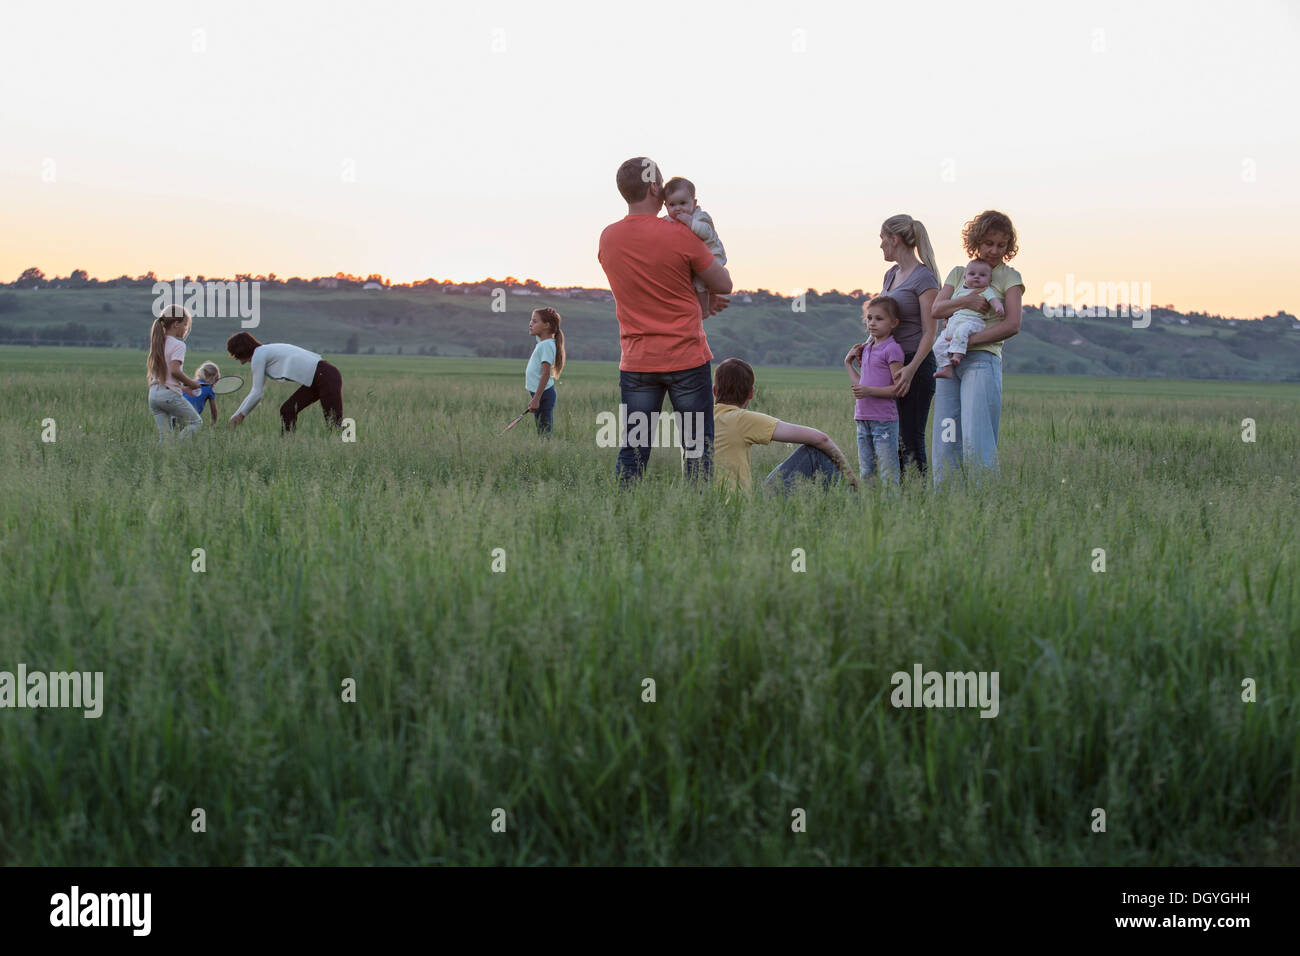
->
xmin=931 ymin=350 xmax=1002 ymax=487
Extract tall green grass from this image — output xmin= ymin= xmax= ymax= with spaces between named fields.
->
xmin=0 ymin=348 xmax=1296 ymax=864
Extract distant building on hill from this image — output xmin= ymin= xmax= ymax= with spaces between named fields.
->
xmin=362 ymin=282 xmax=383 ymax=291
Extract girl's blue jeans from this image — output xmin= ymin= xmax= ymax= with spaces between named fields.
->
xmin=856 ymin=419 xmax=900 ymax=484
xmin=533 ymin=386 xmax=556 ymax=435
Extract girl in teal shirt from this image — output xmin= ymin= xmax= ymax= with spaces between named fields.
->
xmin=524 ymin=308 xmax=566 ymax=435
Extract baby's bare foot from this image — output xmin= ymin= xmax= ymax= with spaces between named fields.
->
xmin=934 ymin=365 xmax=953 ymax=379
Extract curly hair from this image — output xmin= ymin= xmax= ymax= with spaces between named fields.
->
xmin=961 ymin=210 xmax=1019 ymax=261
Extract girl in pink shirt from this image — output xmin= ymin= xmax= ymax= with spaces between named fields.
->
xmin=845 ymin=297 xmax=905 ymax=484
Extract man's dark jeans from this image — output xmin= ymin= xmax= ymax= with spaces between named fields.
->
xmin=616 ymin=362 xmax=713 ymax=483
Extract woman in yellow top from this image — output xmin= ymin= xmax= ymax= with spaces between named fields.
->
xmin=929 ymin=210 xmax=1025 ymax=486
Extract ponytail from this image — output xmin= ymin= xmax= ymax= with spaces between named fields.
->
xmin=552 ymin=326 xmax=565 ymax=377
xmin=882 ymin=214 xmax=941 ymax=284
xmin=910 ymin=220 xmax=941 ymax=286
xmin=146 ymin=318 xmax=168 ymax=385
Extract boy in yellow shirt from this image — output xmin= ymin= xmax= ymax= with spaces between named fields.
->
xmin=712 ymin=358 xmax=858 ymax=493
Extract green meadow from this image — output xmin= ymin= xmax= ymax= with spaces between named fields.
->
xmin=0 ymin=347 xmax=1296 ymax=865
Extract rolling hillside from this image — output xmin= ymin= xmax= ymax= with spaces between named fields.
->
xmin=2 ymin=286 xmax=1297 ymax=381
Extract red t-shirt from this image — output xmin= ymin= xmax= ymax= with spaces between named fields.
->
xmin=598 ymin=214 xmax=717 ymax=372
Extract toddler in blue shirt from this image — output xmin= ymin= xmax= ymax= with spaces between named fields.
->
xmin=183 ymin=362 xmax=222 ymax=424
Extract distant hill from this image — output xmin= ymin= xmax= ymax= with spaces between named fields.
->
xmin=1 ymin=284 xmax=1298 ymax=382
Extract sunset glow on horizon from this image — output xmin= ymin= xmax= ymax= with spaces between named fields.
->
xmin=4 ymin=0 xmax=1298 ymax=317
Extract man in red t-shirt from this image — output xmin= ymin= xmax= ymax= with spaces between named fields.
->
xmin=598 ymin=157 xmax=733 ymax=482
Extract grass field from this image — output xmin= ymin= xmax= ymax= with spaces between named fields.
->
xmin=1 ymin=346 xmax=1297 ymax=865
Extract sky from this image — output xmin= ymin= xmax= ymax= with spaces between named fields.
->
xmin=3 ymin=0 xmax=1298 ymax=317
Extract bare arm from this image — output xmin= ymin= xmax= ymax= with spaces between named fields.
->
xmin=771 ymin=422 xmax=827 ymax=446
xmin=985 ymin=289 xmax=1006 ymax=316
xmin=912 ymin=290 xmax=938 ymax=366
xmin=967 ymin=286 xmax=1022 ymax=346
xmin=232 ymin=351 xmax=267 ymax=423
xmin=209 ymin=397 xmax=219 ymax=424
xmin=892 ymin=289 xmax=938 ymax=397
xmin=844 ymin=352 xmax=862 ymax=385
xmin=695 ymin=257 xmax=732 ymax=295
xmin=169 ymin=359 xmax=200 ymax=390
xmin=528 ymin=362 xmax=551 ymax=411
xmin=851 ymin=383 xmax=901 ymax=398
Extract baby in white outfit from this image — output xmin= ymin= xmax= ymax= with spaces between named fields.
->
xmin=934 ymin=259 xmax=1004 ymax=378
xmin=664 ymin=176 xmax=726 ymax=319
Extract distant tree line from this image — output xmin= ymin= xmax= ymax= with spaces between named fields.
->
xmin=5 ymin=267 xmax=876 ymax=305
xmin=6 ymin=268 xmax=1295 ymax=332
xmin=0 ymin=322 xmax=115 ymax=346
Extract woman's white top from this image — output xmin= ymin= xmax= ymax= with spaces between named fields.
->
xmin=234 ymin=343 xmax=322 ymax=417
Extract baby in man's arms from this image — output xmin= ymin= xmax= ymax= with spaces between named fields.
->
xmin=663 ymin=176 xmax=726 ymax=319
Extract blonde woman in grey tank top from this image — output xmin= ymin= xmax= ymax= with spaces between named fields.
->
xmin=846 ymin=215 xmax=940 ymax=476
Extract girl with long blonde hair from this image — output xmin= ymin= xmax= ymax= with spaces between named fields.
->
xmin=146 ymin=305 xmax=203 ymax=439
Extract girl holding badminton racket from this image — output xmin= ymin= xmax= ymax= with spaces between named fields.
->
xmin=146 ymin=305 xmax=203 ymax=440
xmin=522 ymin=307 xmax=565 ymax=435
